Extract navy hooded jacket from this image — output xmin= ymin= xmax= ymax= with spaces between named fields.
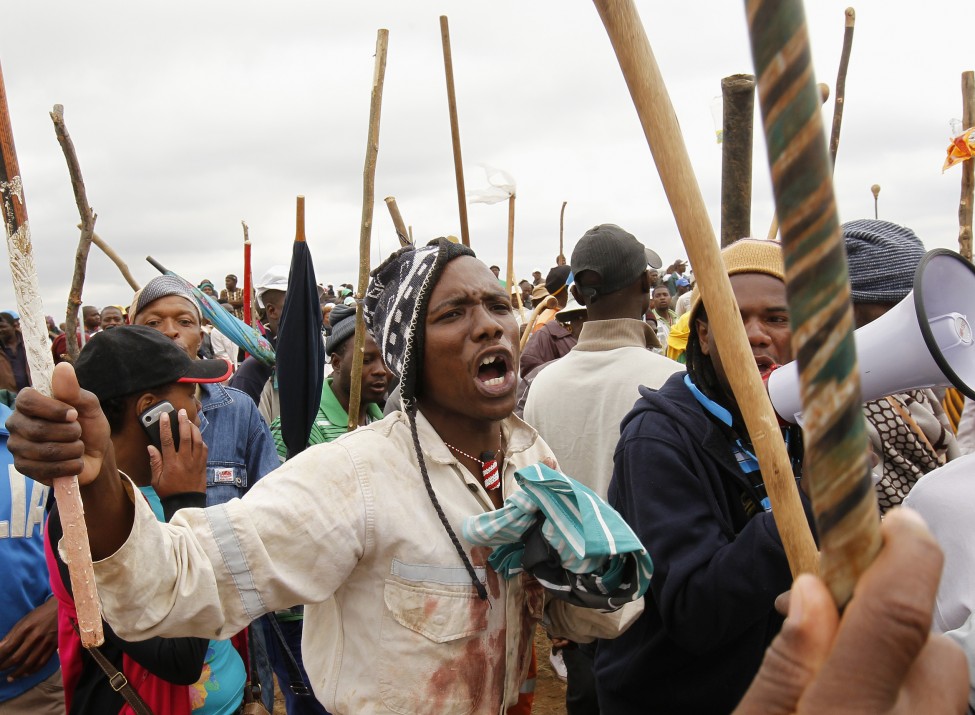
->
xmin=594 ymin=371 xmax=815 ymax=714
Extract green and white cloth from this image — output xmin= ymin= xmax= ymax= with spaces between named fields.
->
xmin=463 ymin=463 xmax=653 ymax=609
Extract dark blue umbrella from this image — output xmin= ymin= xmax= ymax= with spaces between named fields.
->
xmin=276 ymin=200 xmax=326 ymax=459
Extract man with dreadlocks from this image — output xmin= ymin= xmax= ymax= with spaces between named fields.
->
xmin=594 ymin=238 xmax=815 ymax=714
xmin=6 ymin=238 xmax=626 ymax=715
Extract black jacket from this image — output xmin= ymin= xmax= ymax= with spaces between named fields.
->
xmin=594 ymin=372 xmax=814 ymax=714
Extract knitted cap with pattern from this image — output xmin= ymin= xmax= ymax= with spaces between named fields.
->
xmin=364 ymin=238 xmax=475 ymax=407
xmin=842 ymin=219 xmax=925 ymax=304
xmin=130 ymin=275 xmax=201 ymax=321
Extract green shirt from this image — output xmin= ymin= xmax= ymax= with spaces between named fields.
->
xmin=270 ymin=378 xmax=384 ymax=462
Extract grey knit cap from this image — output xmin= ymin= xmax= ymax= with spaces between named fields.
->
xmin=130 ymin=274 xmax=201 ymax=320
xmin=325 ymin=304 xmax=357 ymax=356
xmin=364 ymin=238 xmax=475 ymax=407
xmin=843 ymin=219 xmax=925 ymax=303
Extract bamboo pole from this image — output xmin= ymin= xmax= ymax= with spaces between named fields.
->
xmin=51 ymin=105 xmax=96 ymax=360
xmin=960 ymin=71 xmax=974 ymax=262
xmin=0 ymin=64 xmax=103 ymax=647
xmin=828 ymin=8 xmax=856 ymax=170
xmin=348 ymin=30 xmax=389 ymax=431
xmin=384 ymin=196 xmax=411 ymax=246
xmin=559 ymin=201 xmax=567 ymax=262
xmin=747 ymin=0 xmax=880 ymax=605
xmin=440 ymin=16 xmax=471 ymax=248
xmin=593 ymin=0 xmax=819 ymax=578
xmin=720 ymin=74 xmax=755 ymax=247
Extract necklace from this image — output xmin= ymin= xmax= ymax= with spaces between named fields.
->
xmin=444 ymin=440 xmax=503 ymax=491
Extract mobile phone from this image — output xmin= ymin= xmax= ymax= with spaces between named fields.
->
xmin=139 ymin=401 xmax=181 ymax=452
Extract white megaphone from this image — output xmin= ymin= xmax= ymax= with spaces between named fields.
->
xmin=767 ymin=248 xmax=975 ymax=423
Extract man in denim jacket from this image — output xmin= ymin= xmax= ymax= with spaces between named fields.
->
xmin=128 ymin=275 xmax=281 ymax=709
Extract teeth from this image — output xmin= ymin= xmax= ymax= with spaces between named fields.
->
xmin=483 ymin=376 xmax=504 ymax=387
xmin=481 ymin=356 xmax=497 ymax=366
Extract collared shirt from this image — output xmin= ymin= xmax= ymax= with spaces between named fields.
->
xmin=269 ymin=378 xmax=383 ymax=461
xmin=524 ymin=319 xmax=681 ymax=499
xmin=90 ymin=411 xmax=620 ymax=714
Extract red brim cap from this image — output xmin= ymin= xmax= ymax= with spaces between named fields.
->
xmin=178 ymin=357 xmax=234 ymax=384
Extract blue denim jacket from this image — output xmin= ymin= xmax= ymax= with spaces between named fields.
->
xmin=199 ymin=383 xmax=280 ymax=507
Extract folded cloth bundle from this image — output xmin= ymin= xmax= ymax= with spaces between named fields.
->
xmin=462 ymin=463 xmax=653 ymax=610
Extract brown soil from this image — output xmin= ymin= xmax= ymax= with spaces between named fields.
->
xmin=272 ymin=627 xmax=567 ymax=714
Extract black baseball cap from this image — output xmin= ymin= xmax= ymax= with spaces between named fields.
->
xmin=571 ymin=224 xmax=650 ymax=296
xmin=74 ymin=325 xmax=233 ymax=402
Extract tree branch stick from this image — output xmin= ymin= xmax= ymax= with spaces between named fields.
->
xmin=1 ymin=69 xmax=103 ymax=647
xmin=593 ymin=0 xmax=819 ymax=579
xmin=349 ymin=30 xmax=389 ymax=431
xmin=828 ymin=8 xmax=856 ymax=170
xmin=559 ymin=201 xmax=567 ymax=262
xmin=440 ymin=16 xmax=471 ymax=248
xmin=960 ymin=71 xmax=974 ymax=262
xmin=51 ymin=105 xmax=96 ymax=360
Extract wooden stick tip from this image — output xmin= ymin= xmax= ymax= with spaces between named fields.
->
xmin=845 ymin=7 xmax=855 ymax=24
xmin=818 ymin=83 xmax=830 ymax=102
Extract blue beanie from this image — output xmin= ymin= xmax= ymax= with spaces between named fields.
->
xmin=842 ymin=219 xmax=925 ymax=304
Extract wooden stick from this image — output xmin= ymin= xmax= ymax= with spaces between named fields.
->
xmin=593 ymin=0 xmax=819 ymax=578
xmin=828 ymin=8 xmax=856 ymax=170
xmin=559 ymin=201 xmax=567 ymax=262
xmin=384 ymin=196 xmax=411 ymax=246
xmin=74 ymin=225 xmax=140 ymax=291
xmin=506 ymin=193 xmax=516 ymax=301
xmin=871 ymin=184 xmax=881 ymax=220
xmin=0 ymin=65 xmax=103 ymax=647
xmin=242 ymin=221 xmax=253 ymax=328
xmin=960 ymin=71 xmax=974 ymax=262
xmin=766 ymin=83 xmax=829 ymax=240
xmin=440 ymin=16 xmax=471 ymax=248
xmin=519 ymin=295 xmax=558 ymax=351
xmin=720 ymin=74 xmax=755 ymax=247
xmin=747 ymin=0 xmax=879 ymax=605
xmin=348 ymin=30 xmax=389 ymax=431
xmin=51 ymin=105 xmax=97 ymax=360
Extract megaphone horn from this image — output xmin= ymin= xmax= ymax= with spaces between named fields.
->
xmin=768 ymin=248 xmax=975 ymax=423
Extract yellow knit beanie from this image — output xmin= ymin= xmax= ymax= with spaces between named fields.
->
xmin=689 ymin=238 xmax=785 ymax=319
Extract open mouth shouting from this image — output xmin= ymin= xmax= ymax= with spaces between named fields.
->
xmin=755 ymin=355 xmax=778 ymax=379
xmin=474 ymin=350 xmax=515 ymax=396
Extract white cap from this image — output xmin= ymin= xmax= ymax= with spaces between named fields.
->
xmin=255 ymin=265 xmax=289 ymax=309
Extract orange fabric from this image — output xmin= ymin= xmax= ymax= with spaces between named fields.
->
xmin=506 ymin=644 xmax=536 ymax=714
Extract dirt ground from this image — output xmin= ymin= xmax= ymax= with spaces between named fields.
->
xmin=272 ymin=627 xmax=567 ymax=714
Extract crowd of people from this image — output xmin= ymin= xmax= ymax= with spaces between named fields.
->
xmin=0 ymin=220 xmax=973 ymax=715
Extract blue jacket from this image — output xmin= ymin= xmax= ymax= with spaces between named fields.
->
xmin=199 ymin=383 xmax=279 ymax=507
xmin=594 ymin=372 xmax=815 ymax=715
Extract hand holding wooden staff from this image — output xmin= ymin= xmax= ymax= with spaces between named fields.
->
xmin=0 ymin=63 xmax=103 ymax=646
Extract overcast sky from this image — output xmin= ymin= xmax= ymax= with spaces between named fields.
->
xmin=0 ymin=1 xmax=971 ymax=319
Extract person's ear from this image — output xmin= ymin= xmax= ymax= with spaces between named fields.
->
xmin=134 ymin=392 xmax=160 ymax=417
xmin=570 ymin=283 xmax=583 ymax=306
xmin=696 ymin=318 xmax=711 ymax=356
xmin=640 ymin=269 xmax=652 ymax=294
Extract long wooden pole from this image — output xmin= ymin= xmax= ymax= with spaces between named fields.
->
xmin=0 ymin=63 xmax=103 ymax=646
xmin=506 ymin=193 xmax=516 ymax=301
xmin=592 ymin=0 xmax=818 ymax=578
xmin=242 ymin=221 xmax=253 ymax=328
xmin=765 ymin=82 xmax=829 ymax=240
xmin=720 ymin=74 xmax=755 ymax=247
xmin=51 ymin=105 xmax=96 ymax=360
xmin=440 ymin=16 xmax=471 ymax=248
xmin=748 ymin=0 xmax=880 ymax=606
xmin=960 ymin=71 xmax=974 ymax=262
xmin=828 ymin=8 xmax=856 ymax=170
xmin=559 ymin=201 xmax=567 ymax=262
xmin=348 ymin=30 xmax=389 ymax=431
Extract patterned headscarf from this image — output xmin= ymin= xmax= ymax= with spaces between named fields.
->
xmin=364 ymin=238 xmax=475 ymax=407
